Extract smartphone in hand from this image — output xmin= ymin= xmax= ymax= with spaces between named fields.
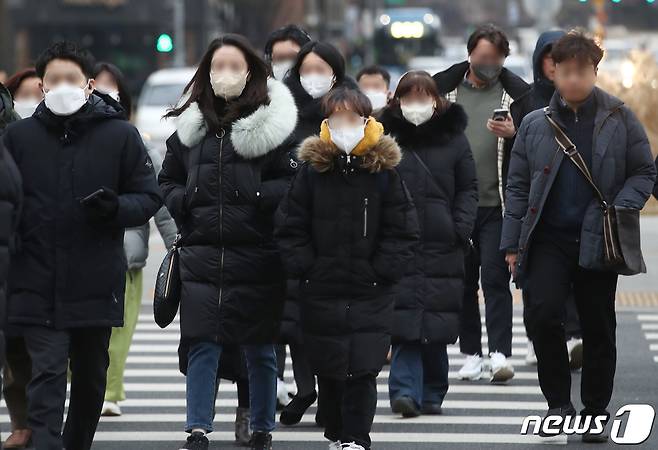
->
xmin=79 ymin=188 xmax=106 ymax=205
xmin=492 ymin=108 xmax=509 ymax=122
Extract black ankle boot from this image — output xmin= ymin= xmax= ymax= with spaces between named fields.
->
xmin=280 ymin=390 xmax=317 ymax=425
xmin=250 ymin=431 xmax=272 ymax=450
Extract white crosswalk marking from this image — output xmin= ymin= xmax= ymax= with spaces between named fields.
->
xmin=1 ymin=308 xmax=563 ymax=447
xmin=638 ymin=314 xmax=658 ymax=367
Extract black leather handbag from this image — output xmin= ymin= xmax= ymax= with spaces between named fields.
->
xmin=153 ymin=234 xmax=182 ymax=328
xmin=544 ymin=109 xmax=646 ymax=275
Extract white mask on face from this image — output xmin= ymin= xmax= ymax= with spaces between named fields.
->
xmin=300 ymin=73 xmax=334 ymax=99
xmin=13 ymin=98 xmax=41 ymax=118
xmin=44 ymin=81 xmax=89 ymax=116
xmin=364 ymin=90 xmax=388 ymax=111
xmin=271 ymin=60 xmax=294 ymax=81
xmin=95 ymin=85 xmax=120 ymax=102
xmin=210 ymin=70 xmax=248 ymax=100
xmin=329 ymin=123 xmax=365 ymax=155
xmin=401 ymin=102 xmax=435 ymax=126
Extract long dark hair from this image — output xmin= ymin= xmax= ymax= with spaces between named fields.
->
xmin=165 ymin=34 xmax=269 ymax=133
xmin=93 ymin=62 xmax=132 ymax=118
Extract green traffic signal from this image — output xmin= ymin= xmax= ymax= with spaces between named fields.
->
xmin=156 ymin=33 xmax=174 ymax=53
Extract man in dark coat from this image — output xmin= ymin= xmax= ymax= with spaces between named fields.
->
xmin=3 ymin=41 xmax=162 ymax=450
xmin=433 ymin=24 xmax=530 ymax=383
xmin=510 ymin=30 xmax=585 ymax=369
xmin=501 ymin=32 xmax=655 ymax=442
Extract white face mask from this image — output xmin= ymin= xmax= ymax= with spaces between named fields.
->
xmin=44 ymin=81 xmax=89 ymax=116
xmin=95 ymin=85 xmax=120 ymax=102
xmin=401 ymin=102 xmax=435 ymax=126
xmin=329 ymin=123 xmax=365 ymax=155
xmin=14 ymin=98 xmax=41 ymax=118
xmin=210 ymin=70 xmax=248 ymax=100
xmin=364 ymin=90 xmax=388 ymax=111
xmin=300 ymin=73 xmax=334 ymax=99
xmin=271 ymin=60 xmax=294 ymax=81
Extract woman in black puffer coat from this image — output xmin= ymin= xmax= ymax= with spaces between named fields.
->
xmin=158 ymin=34 xmax=298 ymax=450
xmin=275 ymin=88 xmax=419 ymax=450
xmin=379 ymin=71 xmax=478 ymax=418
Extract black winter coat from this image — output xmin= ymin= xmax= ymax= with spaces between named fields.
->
xmin=0 ymin=141 xmax=22 ymax=328
xmin=3 ymin=96 xmax=162 ymax=328
xmin=158 ymin=79 xmax=298 ymax=345
xmin=380 ymin=103 xmax=478 ymax=345
xmin=275 ymin=133 xmax=420 ymax=379
xmin=279 ymin=74 xmax=357 ymax=343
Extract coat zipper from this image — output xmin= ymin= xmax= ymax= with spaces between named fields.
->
xmin=217 ymin=129 xmax=225 ymax=306
xmin=363 ymin=197 xmax=369 ymax=237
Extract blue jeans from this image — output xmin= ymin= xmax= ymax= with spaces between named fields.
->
xmin=185 ymin=341 xmax=277 ymax=433
xmin=388 ymin=342 xmax=449 ymax=409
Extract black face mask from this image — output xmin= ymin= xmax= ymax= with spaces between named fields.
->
xmin=471 ymin=63 xmax=503 ymax=84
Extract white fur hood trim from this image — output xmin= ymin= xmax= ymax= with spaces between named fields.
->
xmin=174 ymin=78 xmax=298 ymax=159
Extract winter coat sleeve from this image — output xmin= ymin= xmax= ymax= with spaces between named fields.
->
xmin=158 ymin=133 xmax=189 ymax=228
xmin=500 ymin=117 xmax=531 ymax=252
xmin=612 ymin=107 xmax=656 ymax=209
xmin=0 ymin=141 xmax=22 ymax=260
xmin=259 ymin=138 xmax=297 ymax=213
xmin=451 ymin=135 xmax=478 ymax=243
xmin=370 ymin=170 xmax=420 ymax=283
xmin=110 ymin=126 xmax=163 ymax=228
xmin=274 ymin=164 xmax=316 ymax=278
xmin=146 ymin=145 xmax=178 ymax=248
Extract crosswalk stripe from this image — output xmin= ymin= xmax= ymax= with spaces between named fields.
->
xmin=127 ymin=344 xmax=531 ymax=355
xmin=91 ymin=430 xmax=566 ymax=444
xmin=641 ymin=323 xmax=658 ymax=330
xmin=644 ymin=333 xmax=658 ymax=339
xmin=637 ymin=314 xmax=658 ymax=321
xmin=119 ymin=368 xmax=539 ymax=380
xmin=104 ymin=383 xmax=542 ymax=395
xmin=130 ymin=334 xmax=531 ymax=345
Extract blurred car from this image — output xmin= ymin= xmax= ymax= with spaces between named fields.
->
xmin=134 ymin=67 xmax=196 ymax=155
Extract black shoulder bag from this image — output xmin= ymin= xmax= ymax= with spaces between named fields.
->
xmin=544 ymin=108 xmax=646 ymax=275
xmin=153 ymin=233 xmax=183 ymax=328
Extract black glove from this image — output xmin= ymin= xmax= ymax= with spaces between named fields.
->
xmin=81 ymin=187 xmax=119 ymax=224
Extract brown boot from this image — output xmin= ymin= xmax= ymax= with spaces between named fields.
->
xmin=4 ymin=429 xmax=32 ymax=449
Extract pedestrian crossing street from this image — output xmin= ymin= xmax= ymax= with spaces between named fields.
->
xmin=638 ymin=313 xmax=658 ymax=365
xmin=1 ymin=309 xmax=570 ymax=447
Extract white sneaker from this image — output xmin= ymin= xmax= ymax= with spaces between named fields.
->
xmin=525 ymin=340 xmax=537 ymax=365
xmin=341 ymin=443 xmax=366 ymax=450
xmin=328 ymin=441 xmax=342 ymax=450
xmin=277 ymin=378 xmax=292 ymax=407
xmin=567 ymin=337 xmax=583 ymax=371
xmin=101 ymin=401 xmax=121 ymax=416
xmin=457 ymin=354 xmax=484 ymax=380
xmin=489 ymin=351 xmax=515 ymax=383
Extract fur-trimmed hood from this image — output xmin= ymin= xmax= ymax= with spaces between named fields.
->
xmin=379 ymin=102 xmax=468 ymax=147
xmin=298 ymin=134 xmax=401 ymax=174
xmin=174 ymin=78 xmax=298 ymax=159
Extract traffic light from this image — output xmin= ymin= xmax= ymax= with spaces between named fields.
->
xmin=156 ymin=33 xmax=174 ymax=53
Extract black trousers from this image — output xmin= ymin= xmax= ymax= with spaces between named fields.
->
xmin=318 ymin=374 xmax=377 ymax=449
xmin=23 ymin=326 xmax=111 ymax=450
xmin=523 ymin=231 xmax=617 ymax=415
xmin=460 ymin=206 xmax=513 ymax=356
